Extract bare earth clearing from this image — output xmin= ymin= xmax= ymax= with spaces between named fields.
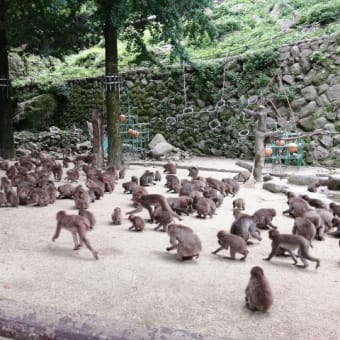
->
xmin=0 ymin=158 xmax=339 ymax=340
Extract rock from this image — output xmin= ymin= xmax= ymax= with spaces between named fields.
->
xmin=326 ymin=84 xmax=340 ymax=102
xmin=288 ymin=174 xmax=319 ymax=186
xmin=291 ymin=45 xmax=300 ymax=59
xmin=298 ymin=117 xmax=314 ymax=131
xmin=313 ymin=146 xmax=329 ymax=161
xmin=14 ymin=94 xmax=58 ymax=130
xmin=316 ymin=94 xmax=330 ymax=107
xmin=282 ymin=75 xmax=294 ymax=84
xmin=149 ymin=133 xmax=166 ymax=149
xmin=300 ymin=102 xmax=316 ymax=117
xmin=320 ymin=135 xmax=333 ymax=148
xmin=151 ymin=142 xmax=174 ymax=157
xmin=328 ymin=175 xmax=340 ymax=191
xmin=262 ymin=182 xmax=288 ymax=193
xmin=291 ymin=98 xmax=306 ymax=110
xmin=314 ymin=117 xmax=327 ymax=129
xmin=318 ymin=84 xmax=329 ymax=94
xmin=301 ymin=85 xmax=317 ymax=100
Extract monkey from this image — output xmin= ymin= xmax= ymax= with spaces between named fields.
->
xmin=74 ymin=188 xmax=91 ymax=210
xmin=233 ymin=170 xmax=251 ymax=183
xmin=292 ymin=217 xmax=316 ymax=247
xmin=139 ymin=170 xmax=156 ymax=187
xmin=330 ymin=202 xmax=340 ymax=218
xmin=245 ymin=266 xmax=273 ymax=312
xmin=154 ymin=170 xmax=162 ymax=181
xmin=233 ymin=208 xmax=246 ymax=219
xmin=302 ymin=210 xmax=324 ymax=241
xmin=131 ymin=175 xmax=139 ymax=184
xmin=167 ymin=196 xmax=193 ymax=216
xmin=105 ymin=165 xmax=118 ymax=179
xmin=16 ymin=182 xmax=32 ymax=205
xmin=6 ymin=165 xmax=17 ymax=180
xmin=163 ymin=162 xmax=176 ymax=174
xmin=118 ymin=167 xmax=126 ymax=179
xmin=188 ymin=166 xmax=199 ymax=178
xmin=82 ymin=164 xmax=100 ymax=179
xmin=57 ymin=184 xmax=75 ymax=199
xmin=153 ymin=207 xmax=173 ymax=232
xmin=1 ymin=176 xmax=11 ymax=191
xmin=206 ymin=177 xmax=225 ymax=196
xmin=43 ymin=182 xmax=57 ymax=204
xmin=122 ymin=181 xmax=138 ymax=194
xmin=307 ymin=181 xmax=319 ymax=193
xmin=195 ymin=197 xmax=216 ymax=218
xmin=53 ymin=210 xmax=98 ymax=260
xmin=222 ymin=178 xmax=240 ymax=196
xmin=166 ymin=224 xmax=202 ymax=261
xmin=87 ymin=189 xmax=96 ymax=203
xmin=51 ymin=163 xmax=63 ymax=181
xmin=233 ymin=198 xmax=245 ymax=210
xmin=264 ymin=229 xmax=320 ymax=269
xmin=4 ymin=185 xmax=19 ymax=207
xmin=28 ymin=187 xmax=50 ymax=207
xmin=88 ymin=186 xmax=104 ymax=200
xmin=212 ymin=231 xmax=248 ymax=260
xmin=165 ymin=174 xmax=180 ymax=192
xmin=79 ymin=209 xmax=96 ymax=229
xmin=126 ymin=194 xmax=182 ymax=223
xmin=131 ymin=186 xmax=148 ymax=206
xmin=203 ymin=187 xmax=224 ymax=208
xmin=230 ymin=215 xmax=261 ymax=243
xmin=179 ymin=182 xmax=195 ymax=196
xmin=0 ymin=192 xmax=7 ymax=207
xmin=128 ymin=215 xmax=145 ymax=232
xmin=86 ymin=178 xmax=105 ymax=194
xmin=252 ymin=208 xmax=277 ymax=230
xmin=328 ymin=217 xmax=340 ymax=237
xmin=62 ymin=157 xmax=72 ymax=168
xmin=61 ymin=147 xmax=73 ymax=158
xmin=301 ymin=195 xmax=328 ymax=210
xmin=111 ymin=207 xmax=122 ymax=225
xmin=283 ymin=192 xmax=313 ymax=217
xmin=0 ymin=160 xmax=9 ymax=171
xmin=316 ymin=208 xmax=335 ymax=233
xmin=100 ymin=172 xmax=115 ymax=193
xmin=65 ymin=167 xmax=79 ymax=183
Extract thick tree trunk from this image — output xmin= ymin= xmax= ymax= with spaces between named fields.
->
xmin=104 ymin=18 xmax=123 ymax=168
xmin=0 ymin=0 xmax=14 ymax=159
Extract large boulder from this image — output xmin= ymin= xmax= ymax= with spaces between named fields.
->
xmin=149 ymin=133 xmax=175 ymax=157
xmin=14 ymin=94 xmax=58 ymax=130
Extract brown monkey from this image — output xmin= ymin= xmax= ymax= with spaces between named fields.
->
xmin=79 ymin=209 xmax=96 ymax=229
xmin=122 ymin=181 xmax=138 ymax=194
xmin=212 ymin=231 xmax=248 ymax=260
xmin=307 ymin=181 xmax=319 ymax=193
xmin=127 ymin=194 xmax=182 ymax=223
xmin=245 ymin=266 xmax=273 ymax=312
xmin=153 ymin=207 xmax=173 ymax=232
xmin=206 ymin=177 xmax=225 ymax=195
xmin=0 ymin=192 xmax=7 ymax=207
xmin=233 ymin=208 xmax=246 ymax=219
xmin=163 ymin=162 xmax=177 ymax=174
xmin=51 ymin=163 xmax=63 ymax=181
xmin=43 ymin=182 xmax=57 ymax=204
xmin=301 ymin=195 xmax=328 ymax=210
xmin=233 ymin=198 xmax=245 ymax=210
xmin=139 ymin=170 xmax=156 ymax=187
xmin=154 ymin=170 xmax=162 ymax=181
xmin=252 ymin=208 xmax=277 ymax=230
xmin=230 ymin=215 xmax=261 ymax=243
xmin=167 ymin=196 xmax=193 ymax=216
xmin=0 ymin=160 xmax=9 ymax=171
xmin=29 ymin=187 xmax=50 ymax=207
xmin=53 ymin=210 xmax=98 ymax=260
xmin=188 ymin=166 xmax=199 ymax=178
xmin=292 ymin=217 xmax=316 ymax=247
xmin=73 ymin=186 xmax=91 ymax=210
xmin=233 ymin=170 xmax=251 ymax=183
xmin=118 ymin=167 xmax=126 ymax=179
xmin=195 ymin=197 xmax=216 ymax=219
xmin=165 ymin=174 xmax=180 ymax=193
xmin=222 ymin=178 xmax=240 ymax=196
xmin=131 ymin=175 xmax=139 ymax=184
xmin=203 ymin=187 xmax=224 ymax=208
xmin=57 ymin=184 xmax=75 ymax=199
xmin=330 ymin=202 xmax=340 ymax=218
xmin=283 ymin=192 xmax=312 ymax=217
xmin=128 ymin=215 xmax=145 ymax=232
xmin=264 ymin=229 xmax=320 ymax=269
xmin=166 ymin=224 xmax=202 ymax=260
xmin=65 ymin=167 xmax=79 ymax=183
xmin=86 ymin=178 xmax=105 ymax=194
xmin=328 ymin=217 xmax=340 ymax=237
xmin=111 ymin=207 xmax=122 ymax=225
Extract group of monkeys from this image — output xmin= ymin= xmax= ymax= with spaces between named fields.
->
xmin=1 ymin=150 xmax=340 ymax=313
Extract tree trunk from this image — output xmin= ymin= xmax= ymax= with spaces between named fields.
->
xmin=104 ymin=17 xmax=123 ymax=168
xmin=0 ymin=0 xmax=14 ymax=159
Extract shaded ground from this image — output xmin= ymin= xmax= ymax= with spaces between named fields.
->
xmin=0 ymin=158 xmax=339 ymax=339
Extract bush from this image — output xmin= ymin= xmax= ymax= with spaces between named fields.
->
xmin=298 ymin=3 xmax=340 ymax=26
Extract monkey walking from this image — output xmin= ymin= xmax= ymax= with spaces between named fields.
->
xmin=52 ymin=210 xmax=98 ymax=260
xmin=245 ymin=266 xmax=273 ymax=312
xmin=212 ymin=231 xmax=248 ymax=260
xmin=126 ymin=194 xmax=182 ymax=223
xmin=264 ymin=229 xmax=320 ymax=269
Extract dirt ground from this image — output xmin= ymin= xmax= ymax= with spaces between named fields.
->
xmin=0 ymin=157 xmax=339 ymax=340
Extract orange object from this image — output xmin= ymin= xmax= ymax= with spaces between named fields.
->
xmin=119 ymin=114 xmax=127 ymax=122
xmin=288 ymin=142 xmax=298 ymax=153
xmin=264 ymin=147 xmax=273 ymax=156
xmin=127 ymin=128 xmax=133 ymax=136
xmin=275 ymin=139 xmax=285 ymax=146
xmin=133 ymin=130 xmax=140 ymax=138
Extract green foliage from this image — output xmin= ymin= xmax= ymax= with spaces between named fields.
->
xmin=297 ymin=2 xmax=340 ymax=26
xmin=309 ymin=51 xmax=328 ymax=65
xmin=275 ymin=84 xmax=301 ymax=104
xmin=242 ymin=49 xmax=279 ymax=74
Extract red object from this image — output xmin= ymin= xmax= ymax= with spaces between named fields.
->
xmin=275 ymin=139 xmax=285 ymax=146
xmin=288 ymin=142 xmax=298 ymax=153
xmin=264 ymin=147 xmax=273 ymax=156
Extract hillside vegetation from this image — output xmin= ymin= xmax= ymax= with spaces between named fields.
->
xmin=9 ymin=0 xmax=340 ymax=90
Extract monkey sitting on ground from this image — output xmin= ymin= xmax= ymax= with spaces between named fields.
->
xmin=245 ymin=266 xmax=273 ymax=312
xmin=195 ymin=197 xmax=216 ymax=219
xmin=118 ymin=168 xmax=126 ymax=179
xmin=154 ymin=170 xmax=162 ymax=181
xmin=222 ymin=178 xmax=240 ymax=196
xmin=283 ymin=191 xmax=312 ymax=218
xmin=112 ymin=207 xmax=122 ymax=225
xmin=233 ymin=198 xmax=245 ymax=210
xmin=52 ymin=210 xmax=98 ymax=260
xmin=127 ymin=194 xmax=182 ymax=223
xmin=122 ymin=181 xmax=138 ymax=194
xmin=166 ymin=224 xmax=202 ymax=261
xmin=57 ymin=184 xmax=75 ymax=199
xmin=139 ymin=170 xmax=156 ymax=187
xmin=212 ymin=231 xmax=248 ymax=260
xmin=128 ymin=215 xmax=145 ymax=232
xmin=252 ymin=208 xmax=277 ymax=230
xmin=230 ymin=215 xmax=262 ymax=244
xmin=163 ymin=162 xmax=177 ymax=174
xmin=264 ymin=229 xmax=320 ymax=269
xmin=188 ymin=166 xmax=199 ymax=178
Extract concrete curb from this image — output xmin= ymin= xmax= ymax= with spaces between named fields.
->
xmin=0 ymin=298 xmax=221 ymax=340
